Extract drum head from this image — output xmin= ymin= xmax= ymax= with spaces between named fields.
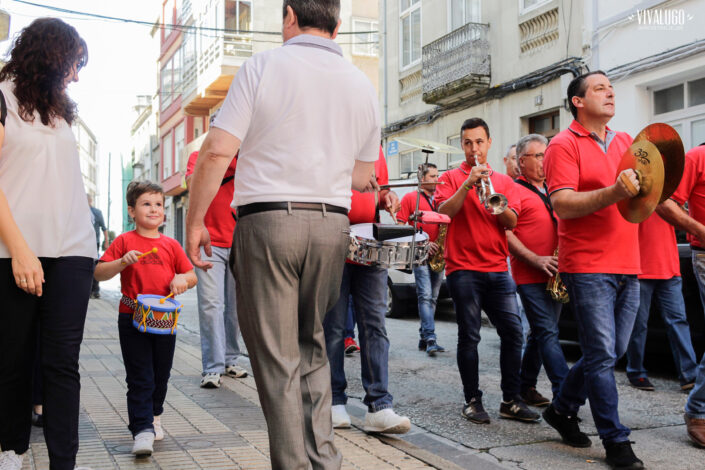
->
xmin=350 ymin=223 xmax=428 ymax=243
xmin=137 ymin=294 xmax=182 ymax=312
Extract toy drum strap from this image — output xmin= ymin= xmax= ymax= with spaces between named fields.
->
xmin=132 ymin=294 xmax=182 ymax=335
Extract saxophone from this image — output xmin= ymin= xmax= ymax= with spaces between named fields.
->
xmin=546 ymin=248 xmax=569 ymax=303
xmin=429 ymin=223 xmax=448 ymax=273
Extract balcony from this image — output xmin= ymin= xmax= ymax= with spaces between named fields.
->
xmin=422 ymin=22 xmax=490 ymax=105
xmin=183 ymin=32 xmax=252 ymax=116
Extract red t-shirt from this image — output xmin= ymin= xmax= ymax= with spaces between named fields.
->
xmin=544 ymin=120 xmax=639 ymax=274
xmin=100 ymin=231 xmax=194 ymax=313
xmin=434 ymin=162 xmax=520 ymax=274
xmin=185 ymin=151 xmax=237 ymax=248
xmin=510 ymin=177 xmax=558 ymax=285
xmin=671 ymin=146 xmax=705 ymax=249
xmin=397 ymin=190 xmax=439 ymax=242
xmin=638 ymin=213 xmax=680 ymax=279
xmin=348 ymin=147 xmax=389 ymax=225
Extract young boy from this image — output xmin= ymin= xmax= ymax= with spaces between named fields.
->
xmin=95 ymin=181 xmax=197 ymax=456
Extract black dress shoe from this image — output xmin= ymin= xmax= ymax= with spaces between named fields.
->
xmin=542 ymin=404 xmax=591 ymax=447
xmin=604 ymin=441 xmax=644 ymax=469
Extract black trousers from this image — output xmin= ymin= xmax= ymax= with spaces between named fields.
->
xmin=117 ymin=314 xmax=176 ymax=437
xmin=0 ymin=257 xmax=93 ymax=470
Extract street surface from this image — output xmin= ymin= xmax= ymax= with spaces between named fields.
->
xmin=99 ymin=278 xmax=702 ymax=469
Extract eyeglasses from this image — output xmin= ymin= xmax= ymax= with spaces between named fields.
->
xmin=521 ymin=152 xmax=545 ymax=160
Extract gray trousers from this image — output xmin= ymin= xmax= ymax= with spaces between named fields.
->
xmin=231 ymin=209 xmax=349 ymax=470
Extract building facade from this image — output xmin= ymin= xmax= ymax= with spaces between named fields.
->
xmin=381 ymin=0 xmax=705 ymax=180
xmin=155 ymin=0 xmax=380 ymax=244
xmin=72 ymin=116 xmax=99 ymax=202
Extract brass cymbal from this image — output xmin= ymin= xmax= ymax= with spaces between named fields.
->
xmin=394 ymin=137 xmax=465 ymax=154
xmin=616 ymin=140 xmax=664 ymax=223
xmin=633 ymin=123 xmax=685 ymax=202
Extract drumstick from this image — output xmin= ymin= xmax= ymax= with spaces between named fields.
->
xmin=121 ymin=247 xmax=158 ymax=265
xmin=159 ymin=292 xmax=174 ymax=304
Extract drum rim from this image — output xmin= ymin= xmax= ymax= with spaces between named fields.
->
xmin=136 ymin=294 xmax=182 ymax=312
xmin=349 ymin=223 xmax=429 ymax=247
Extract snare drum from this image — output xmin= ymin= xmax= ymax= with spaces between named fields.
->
xmin=346 ymin=223 xmax=429 ymax=270
xmin=133 ymin=294 xmax=182 ymax=335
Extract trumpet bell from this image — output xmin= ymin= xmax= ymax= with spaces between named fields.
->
xmin=486 ymin=193 xmax=508 ymax=215
xmin=616 ymin=140 xmax=664 ymax=223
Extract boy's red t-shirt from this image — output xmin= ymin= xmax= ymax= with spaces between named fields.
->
xmin=100 ymin=231 xmax=193 ymax=313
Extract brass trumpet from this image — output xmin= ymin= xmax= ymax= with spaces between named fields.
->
xmin=476 ymin=165 xmax=508 ymax=214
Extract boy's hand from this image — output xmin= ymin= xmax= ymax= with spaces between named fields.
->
xmin=120 ymin=250 xmax=142 ymax=266
xmin=170 ymin=274 xmax=189 ymax=296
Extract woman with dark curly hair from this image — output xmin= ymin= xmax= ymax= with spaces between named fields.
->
xmin=0 ymin=18 xmax=96 ymax=470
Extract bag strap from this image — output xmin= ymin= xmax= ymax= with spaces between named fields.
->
xmin=0 ymin=90 xmax=6 ymax=127
xmin=514 ymin=178 xmax=557 ymax=226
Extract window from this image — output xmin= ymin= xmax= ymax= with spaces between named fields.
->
xmin=353 ymin=18 xmax=379 ymax=57
xmin=400 ymin=150 xmax=424 ymax=175
xmin=653 ymin=77 xmax=705 ymax=149
xmin=449 ymin=0 xmax=480 ymax=31
xmin=529 ymin=110 xmax=560 ymax=139
xmin=400 ymin=0 xmax=421 ymax=69
xmin=225 ymin=1 xmax=252 ymax=34
xmin=193 ymin=116 xmax=204 ymax=139
xmin=175 ymin=122 xmax=185 ymax=170
xmin=160 ymin=60 xmax=172 ymax=110
xmin=520 ymin=0 xmax=551 ymax=14
xmin=446 ymin=135 xmax=462 ymax=169
xmin=162 ymin=130 xmax=173 ymax=179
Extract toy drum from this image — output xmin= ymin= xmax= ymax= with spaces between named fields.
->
xmin=346 ymin=223 xmax=429 ymax=270
xmin=133 ymin=294 xmax=182 ymax=335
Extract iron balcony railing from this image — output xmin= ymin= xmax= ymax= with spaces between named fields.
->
xmin=422 ymin=22 xmax=490 ymax=104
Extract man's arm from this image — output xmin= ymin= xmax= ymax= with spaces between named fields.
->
xmin=550 ymin=169 xmax=639 ymax=219
xmin=185 ymin=128 xmax=241 ymax=270
xmin=506 ymin=230 xmax=558 ymax=276
xmin=352 ymin=160 xmax=375 ymax=192
xmin=656 ymin=199 xmax=705 ymax=244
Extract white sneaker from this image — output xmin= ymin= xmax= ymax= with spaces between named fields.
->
xmin=200 ymin=372 xmax=221 ymax=388
xmin=225 ymin=364 xmax=248 ymax=378
xmin=331 ymin=404 xmax=351 ymax=429
xmin=363 ymin=408 xmax=411 ymax=434
xmin=0 ymin=451 xmax=23 ymax=470
xmin=132 ymin=431 xmax=154 ymax=456
xmin=153 ymin=415 xmax=164 ymax=441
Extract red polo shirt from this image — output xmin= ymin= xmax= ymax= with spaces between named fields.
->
xmin=510 ymin=176 xmax=558 ymax=285
xmin=186 ymin=151 xmax=237 ymax=248
xmin=397 ymin=190 xmax=439 ymax=242
xmin=435 ymin=162 xmax=520 ymax=274
xmin=348 ymin=147 xmax=388 ymax=224
xmin=544 ymin=120 xmax=639 ymax=274
xmin=671 ymin=145 xmax=705 ymax=249
xmin=638 ymin=213 xmax=680 ymax=279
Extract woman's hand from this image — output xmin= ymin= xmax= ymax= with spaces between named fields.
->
xmin=11 ymin=246 xmax=44 ymax=296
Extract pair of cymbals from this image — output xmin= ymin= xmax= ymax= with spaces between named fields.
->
xmin=617 ymin=123 xmax=685 ymax=223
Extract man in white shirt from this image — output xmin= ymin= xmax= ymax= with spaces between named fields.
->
xmin=185 ymin=2 xmax=379 ymax=469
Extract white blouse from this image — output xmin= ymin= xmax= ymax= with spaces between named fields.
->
xmin=0 ymin=81 xmax=97 ymax=259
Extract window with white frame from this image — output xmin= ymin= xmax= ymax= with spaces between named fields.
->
xmin=353 ymin=18 xmax=379 ymax=57
xmin=162 ymin=130 xmax=173 ymax=179
xmin=400 ymin=0 xmax=421 ymax=70
xmin=449 ymin=0 xmax=480 ymax=31
xmin=400 ymin=150 xmax=425 ymax=175
xmin=520 ymin=0 xmax=552 ymax=14
xmin=225 ymin=1 xmax=252 ymax=34
xmin=175 ymin=122 xmax=185 ymax=171
xmin=160 ymin=60 xmax=173 ymax=111
xmin=447 ymin=135 xmax=461 ymax=168
xmin=653 ymin=77 xmax=705 ymax=150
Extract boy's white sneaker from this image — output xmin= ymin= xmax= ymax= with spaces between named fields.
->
xmin=200 ymin=372 xmax=221 ymax=388
xmin=331 ymin=405 xmax=351 ymax=429
xmin=132 ymin=431 xmax=154 ymax=456
xmin=153 ymin=415 xmax=164 ymax=441
xmin=225 ymin=364 xmax=248 ymax=378
xmin=0 ymin=451 xmax=23 ymax=470
xmin=363 ymin=408 xmax=411 ymax=434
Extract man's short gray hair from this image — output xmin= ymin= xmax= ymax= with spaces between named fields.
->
xmin=516 ymin=134 xmax=548 ymax=158
xmin=505 ymin=144 xmax=516 ymax=158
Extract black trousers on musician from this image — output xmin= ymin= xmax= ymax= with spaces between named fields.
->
xmin=0 ymin=257 xmax=94 ymax=470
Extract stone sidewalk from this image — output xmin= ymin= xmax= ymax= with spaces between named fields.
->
xmin=20 ymin=297 xmax=442 ymax=470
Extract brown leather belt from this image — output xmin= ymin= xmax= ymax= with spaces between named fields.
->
xmin=237 ymin=202 xmax=348 ymax=219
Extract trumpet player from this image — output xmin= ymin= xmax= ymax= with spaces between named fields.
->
xmin=542 ymin=71 xmax=643 ymax=470
xmin=505 ymin=134 xmax=569 ymax=408
xmin=436 ymin=118 xmax=540 ymax=424
xmin=397 ymin=163 xmax=446 ymax=356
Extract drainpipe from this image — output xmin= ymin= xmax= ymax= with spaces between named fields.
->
xmin=383 ymin=0 xmax=388 ymax=128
